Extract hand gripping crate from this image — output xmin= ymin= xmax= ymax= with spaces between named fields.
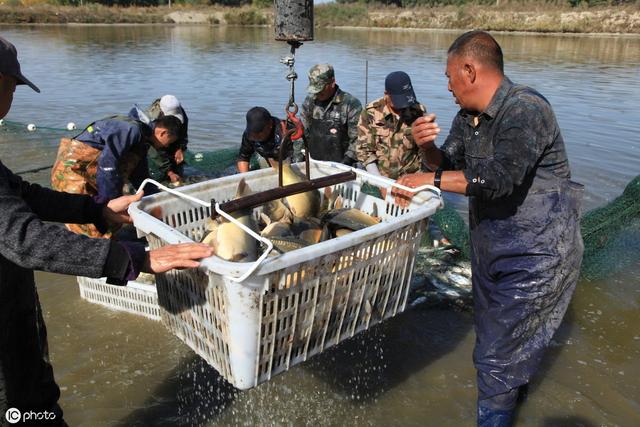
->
xmin=77 ymin=276 xmax=161 ymax=321
xmin=129 ymin=160 xmax=442 ymax=389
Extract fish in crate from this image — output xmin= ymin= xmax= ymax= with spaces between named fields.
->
xmin=130 ymin=160 xmax=441 ymax=389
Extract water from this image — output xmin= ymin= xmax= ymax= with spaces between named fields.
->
xmin=0 ymin=25 xmax=638 ymax=426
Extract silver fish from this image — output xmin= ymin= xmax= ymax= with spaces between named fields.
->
xmin=278 ymin=164 xmax=321 ymax=219
xmin=201 ymin=178 xmax=258 ymax=262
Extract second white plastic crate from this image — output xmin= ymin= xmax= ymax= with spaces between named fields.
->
xmin=130 ymin=160 xmax=442 ymax=389
xmin=77 ymin=276 xmax=161 ymax=321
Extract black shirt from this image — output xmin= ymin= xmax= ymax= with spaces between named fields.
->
xmin=238 ymin=117 xmax=292 ymax=163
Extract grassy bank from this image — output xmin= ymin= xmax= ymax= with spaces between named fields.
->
xmin=314 ymin=3 xmax=640 ymax=33
xmin=0 ymin=3 xmax=638 ymax=33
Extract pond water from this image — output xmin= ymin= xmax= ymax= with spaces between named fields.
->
xmin=0 ymin=25 xmax=638 ymax=426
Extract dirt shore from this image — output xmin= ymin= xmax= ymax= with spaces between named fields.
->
xmin=0 ymin=4 xmax=638 ymax=34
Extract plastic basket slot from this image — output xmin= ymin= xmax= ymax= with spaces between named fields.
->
xmin=157 ymin=270 xmax=234 ymax=384
xmin=294 ymin=282 xmax=320 ymax=358
xmin=341 ymin=242 xmax=390 ymax=340
xmin=302 ymin=274 xmax=332 ymax=345
xmin=391 ymin=225 xmax=421 ymax=314
xmin=287 ymin=271 xmax=323 ymax=362
xmin=322 ymin=268 xmax=353 ymax=346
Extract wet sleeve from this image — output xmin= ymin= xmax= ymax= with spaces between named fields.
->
xmin=148 ymin=145 xmax=172 ymax=180
xmin=344 ymin=98 xmax=363 ymax=161
xmin=465 ymin=100 xmax=550 ymax=201
xmin=96 ymin=124 xmax=141 ymax=203
xmin=440 ymin=113 xmax=467 ymax=171
xmin=178 ymin=109 xmax=189 ymax=151
xmin=102 ymin=240 xmax=147 ymax=286
xmin=0 ymin=164 xmax=135 ymax=281
xmin=129 ymin=155 xmax=150 ymax=192
xmin=355 ymin=109 xmax=377 ymax=166
xmin=3 ymin=166 xmax=107 ymax=231
xmin=237 ymin=132 xmax=255 ymax=162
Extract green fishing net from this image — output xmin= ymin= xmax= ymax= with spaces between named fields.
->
xmin=430 ymin=204 xmax=471 ymax=259
xmin=424 ymin=175 xmax=640 ymax=282
xmin=184 ymin=148 xmax=259 ymax=174
xmin=580 ymin=175 xmax=640 ymax=281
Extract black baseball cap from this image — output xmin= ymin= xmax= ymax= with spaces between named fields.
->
xmin=245 ymin=106 xmax=272 ymax=134
xmin=0 ymin=37 xmax=40 ymax=93
xmin=385 ymin=71 xmax=416 ymax=109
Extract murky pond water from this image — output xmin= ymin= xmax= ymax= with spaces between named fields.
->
xmin=0 ymin=25 xmax=639 ymax=426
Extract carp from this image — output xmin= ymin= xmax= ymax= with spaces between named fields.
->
xmin=263 ymin=197 xmax=293 ymax=223
xmin=201 ymin=178 xmax=258 ymax=262
xmin=260 ymin=213 xmax=293 ymax=239
xmin=277 ymin=164 xmax=321 ymax=219
xmin=322 ymin=207 xmax=381 ymax=234
xmin=270 ymin=236 xmax=310 ymax=254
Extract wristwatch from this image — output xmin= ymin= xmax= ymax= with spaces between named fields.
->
xmin=434 ymin=168 xmax=443 ymax=189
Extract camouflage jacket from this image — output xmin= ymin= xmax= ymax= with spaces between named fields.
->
xmin=300 ymin=86 xmax=362 ymax=161
xmin=356 ymin=97 xmax=426 ymax=179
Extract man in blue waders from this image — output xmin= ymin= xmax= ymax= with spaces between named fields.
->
xmin=392 ymin=31 xmax=584 ymax=426
xmin=0 ymin=36 xmax=213 ymax=425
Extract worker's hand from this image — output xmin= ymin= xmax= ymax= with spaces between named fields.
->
xmin=103 ymin=192 xmax=144 ymax=225
xmin=145 ymin=243 xmax=214 ymax=274
xmin=174 ymin=149 xmax=185 ymax=165
xmin=237 ymin=161 xmax=250 ymax=173
xmin=379 ymin=187 xmax=387 ymax=200
xmin=412 ymin=114 xmax=441 ymax=148
xmin=167 ymin=170 xmax=181 ymax=183
xmin=392 ymin=173 xmax=432 ymax=207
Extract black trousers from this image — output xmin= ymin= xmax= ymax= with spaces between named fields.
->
xmin=0 ymin=272 xmax=64 ymax=426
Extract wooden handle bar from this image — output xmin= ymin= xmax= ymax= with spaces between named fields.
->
xmin=211 ymin=171 xmax=356 ymax=219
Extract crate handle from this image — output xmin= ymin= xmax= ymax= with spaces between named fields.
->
xmin=137 ymin=178 xmax=211 ymax=208
xmin=309 ymin=160 xmax=443 ymax=202
xmin=136 ymin=179 xmax=274 ymax=283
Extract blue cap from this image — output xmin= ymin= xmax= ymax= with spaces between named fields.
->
xmin=385 ymin=71 xmax=416 ymax=109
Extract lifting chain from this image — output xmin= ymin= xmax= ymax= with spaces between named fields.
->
xmin=278 ymin=40 xmax=308 ymax=187
xmin=279 ymin=40 xmax=303 ymax=113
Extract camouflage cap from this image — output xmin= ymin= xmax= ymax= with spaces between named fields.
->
xmin=307 ymin=64 xmax=335 ymax=95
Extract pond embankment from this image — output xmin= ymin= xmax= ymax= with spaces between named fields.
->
xmin=1 ymin=3 xmax=639 ymax=34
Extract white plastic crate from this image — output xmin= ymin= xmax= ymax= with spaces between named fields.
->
xmin=77 ymin=276 xmax=161 ymax=321
xmin=129 ymin=160 xmax=442 ymax=389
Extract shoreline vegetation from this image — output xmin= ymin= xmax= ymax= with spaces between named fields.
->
xmin=0 ymin=3 xmax=639 ymax=34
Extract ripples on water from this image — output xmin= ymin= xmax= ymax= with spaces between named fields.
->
xmin=0 ymin=26 xmax=639 ymax=426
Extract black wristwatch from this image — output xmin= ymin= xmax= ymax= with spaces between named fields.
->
xmin=434 ymin=168 xmax=443 ymax=189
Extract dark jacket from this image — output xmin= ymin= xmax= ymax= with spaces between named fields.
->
xmin=129 ymin=101 xmax=189 ymax=180
xmin=0 ymin=160 xmax=140 ymax=415
xmin=74 ymin=116 xmax=151 ymax=202
xmin=439 ymin=77 xmax=583 ymax=401
xmin=238 ymin=117 xmax=290 ymax=163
